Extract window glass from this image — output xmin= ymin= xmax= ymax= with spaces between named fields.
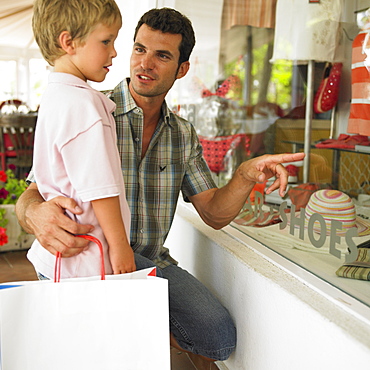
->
xmin=0 ymin=60 xmax=17 ymax=102
xmin=29 ymin=58 xmax=50 ymax=111
xmin=169 ymin=0 xmax=370 ymax=309
xmin=226 ymin=3 xmax=370 ymax=309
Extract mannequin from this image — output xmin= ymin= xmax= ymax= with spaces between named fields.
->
xmin=347 ymin=11 xmax=370 ymax=136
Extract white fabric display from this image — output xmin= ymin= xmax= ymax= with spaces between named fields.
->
xmin=271 ymin=0 xmax=344 ymax=62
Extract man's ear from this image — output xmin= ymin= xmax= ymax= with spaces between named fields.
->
xmin=176 ymin=61 xmax=190 ymax=80
xmin=58 ymin=31 xmax=76 ymax=55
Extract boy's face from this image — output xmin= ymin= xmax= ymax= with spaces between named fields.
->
xmin=129 ymin=24 xmax=189 ymax=100
xmin=71 ymin=21 xmax=120 ymax=82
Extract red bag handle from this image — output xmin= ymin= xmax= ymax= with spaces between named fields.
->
xmin=54 ymin=235 xmax=106 ymax=283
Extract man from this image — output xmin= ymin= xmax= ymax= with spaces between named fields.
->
xmin=16 ymin=7 xmax=304 ymax=366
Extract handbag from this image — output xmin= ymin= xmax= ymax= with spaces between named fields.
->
xmin=313 ymin=62 xmax=342 ymax=114
xmin=199 ymin=133 xmax=250 ymax=173
xmin=0 ymin=236 xmax=170 ymax=370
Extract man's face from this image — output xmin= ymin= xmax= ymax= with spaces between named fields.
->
xmin=129 ymin=24 xmax=189 ymax=99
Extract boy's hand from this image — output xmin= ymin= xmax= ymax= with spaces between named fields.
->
xmin=110 ymin=246 xmax=136 ymax=274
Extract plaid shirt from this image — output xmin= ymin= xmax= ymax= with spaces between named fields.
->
xmin=111 ymin=79 xmax=216 ymax=267
xmin=28 ymin=78 xmax=216 ymax=268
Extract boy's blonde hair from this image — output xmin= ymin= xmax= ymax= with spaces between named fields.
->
xmin=32 ymin=0 xmax=122 ymax=66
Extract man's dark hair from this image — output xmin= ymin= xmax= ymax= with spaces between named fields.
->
xmin=134 ymin=7 xmax=196 ymax=66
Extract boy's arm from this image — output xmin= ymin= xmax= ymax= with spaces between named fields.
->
xmin=91 ymin=196 xmax=136 ymax=274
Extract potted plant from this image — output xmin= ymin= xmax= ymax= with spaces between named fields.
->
xmin=0 ymin=165 xmax=33 ymax=251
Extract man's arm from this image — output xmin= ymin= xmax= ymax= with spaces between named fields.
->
xmin=189 ymin=152 xmax=305 ymax=229
xmin=15 ymin=182 xmax=94 ymax=256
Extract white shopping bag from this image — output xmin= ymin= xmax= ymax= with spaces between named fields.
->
xmin=0 ymin=236 xmax=170 ymax=370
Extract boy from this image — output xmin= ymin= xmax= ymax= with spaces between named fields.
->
xmin=28 ymin=0 xmax=135 ymax=278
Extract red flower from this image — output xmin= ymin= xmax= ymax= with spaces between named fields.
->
xmin=0 ymin=188 xmax=9 ymax=199
xmin=8 ymin=164 xmax=16 ymax=170
xmin=0 ymin=171 xmax=6 ymax=183
xmin=0 ymin=227 xmax=8 ymax=246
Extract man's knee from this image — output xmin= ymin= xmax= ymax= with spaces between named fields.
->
xmin=134 ymin=253 xmax=162 ymax=277
xmin=199 ymin=308 xmax=236 ymax=360
xmin=170 ymin=304 xmax=236 ymax=361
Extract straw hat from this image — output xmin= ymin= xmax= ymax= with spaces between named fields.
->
xmin=304 ymin=189 xmax=370 ymax=237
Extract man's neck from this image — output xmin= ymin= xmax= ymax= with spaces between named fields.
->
xmin=128 ymin=81 xmax=164 ymax=128
xmin=128 ymin=81 xmax=164 ymax=158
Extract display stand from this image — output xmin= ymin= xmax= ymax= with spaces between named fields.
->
xmin=303 ymin=60 xmax=314 ymax=182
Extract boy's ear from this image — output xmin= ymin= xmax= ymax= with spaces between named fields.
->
xmin=58 ymin=31 xmax=76 ymax=55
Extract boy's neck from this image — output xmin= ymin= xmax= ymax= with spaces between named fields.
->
xmin=54 ymin=57 xmax=87 ymax=82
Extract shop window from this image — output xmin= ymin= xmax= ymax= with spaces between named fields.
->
xmin=170 ymin=0 xmax=370 ymax=309
xmin=221 ymin=2 xmax=370 ymax=310
xmin=29 ymin=58 xmax=50 ymax=111
xmin=0 ymin=60 xmax=17 ymax=103
xmin=0 ymin=58 xmax=49 ymax=112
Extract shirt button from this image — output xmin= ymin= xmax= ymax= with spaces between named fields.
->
xmin=135 ymin=108 xmax=141 ymax=114
xmin=140 ymin=229 xmax=144 ymax=234
xmin=135 ymin=137 xmax=140 ymax=142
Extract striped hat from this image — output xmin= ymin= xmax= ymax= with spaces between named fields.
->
xmin=305 ymin=189 xmax=370 ymax=237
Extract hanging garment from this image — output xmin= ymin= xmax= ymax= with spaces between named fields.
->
xmin=222 ymin=0 xmax=277 ymax=30
xmin=347 ymin=25 xmax=370 ymax=136
xmin=271 ymin=0 xmax=343 ymax=62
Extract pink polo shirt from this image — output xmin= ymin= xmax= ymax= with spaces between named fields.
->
xmin=27 ymin=72 xmax=131 ymax=279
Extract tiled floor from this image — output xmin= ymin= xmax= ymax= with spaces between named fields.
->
xmin=0 ymin=250 xmax=200 ymax=369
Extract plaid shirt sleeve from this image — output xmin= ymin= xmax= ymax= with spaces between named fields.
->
xmin=181 ymin=126 xmax=217 ymax=201
xmin=26 ymin=168 xmax=35 ymax=185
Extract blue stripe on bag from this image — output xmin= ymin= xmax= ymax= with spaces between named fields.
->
xmin=0 ymin=285 xmax=21 ymax=289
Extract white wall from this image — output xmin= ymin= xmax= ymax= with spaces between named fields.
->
xmin=165 ymin=202 xmax=370 ymax=369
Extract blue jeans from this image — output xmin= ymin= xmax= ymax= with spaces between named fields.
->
xmin=135 ymin=254 xmax=236 ymax=361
